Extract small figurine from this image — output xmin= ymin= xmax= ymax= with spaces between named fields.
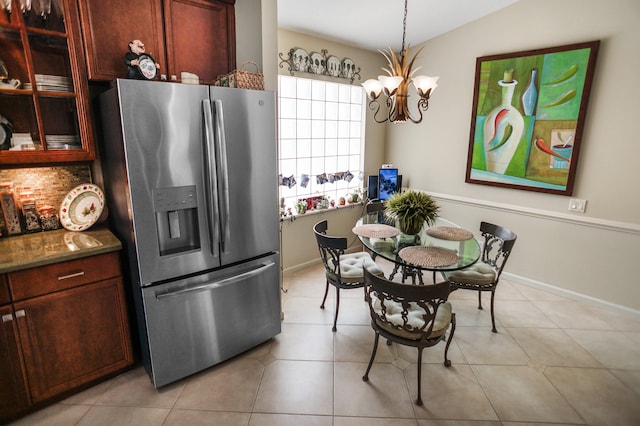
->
xmin=0 ymin=58 xmax=21 ymax=89
xmin=124 ymin=40 xmax=160 ymax=80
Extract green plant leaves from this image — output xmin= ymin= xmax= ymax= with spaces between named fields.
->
xmin=384 ymin=190 xmax=439 ymax=234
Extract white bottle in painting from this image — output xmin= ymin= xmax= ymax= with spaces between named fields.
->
xmin=521 ymin=68 xmax=538 ymax=116
xmin=483 ymin=69 xmax=525 ymax=175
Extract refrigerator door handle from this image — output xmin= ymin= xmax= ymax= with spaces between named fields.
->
xmin=154 ymin=261 xmax=276 ymax=300
xmin=213 ymin=99 xmax=231 ymax=253
xmin=202 ymin=99 xmax=221 ymax=257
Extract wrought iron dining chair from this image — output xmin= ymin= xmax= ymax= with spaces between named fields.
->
xmin=362 ymin=268 xmax=456 ymax=406
xmin=439 ymin=221 xmax=517 ymax=333
xmin=313 ymin=220 xmax=384 ymax=332
xmin=363 ymin=201 xmax=389 ymax=260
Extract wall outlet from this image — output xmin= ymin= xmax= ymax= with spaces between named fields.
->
xmin=568 ymin=198 xmax=587 ymax=213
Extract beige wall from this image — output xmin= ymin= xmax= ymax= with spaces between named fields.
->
xmin=270 ymin=0 xmax=639 ymax=313
xmin=385 ymin=0 xmax=640 ymax=312
xmin=235 ymin=0 xmax=278 ymax=90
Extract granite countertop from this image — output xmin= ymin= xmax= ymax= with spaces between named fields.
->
xmin=0 ymin=226 xmax=122 ymax=274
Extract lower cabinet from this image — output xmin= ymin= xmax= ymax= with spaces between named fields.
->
xmin=0 ymin=252 xmax=133 ymax=422
xmin=0 ymin=305 xmax=30 ymax=421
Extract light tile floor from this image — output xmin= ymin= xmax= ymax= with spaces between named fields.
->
xmin=10 ymin=259 xmax=640 ymax=425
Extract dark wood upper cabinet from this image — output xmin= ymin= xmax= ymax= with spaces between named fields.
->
xmin=78 ymin=0 xmax=236 ymax=84
xmin=77 ymin=0 xmax=166 ymax=82
xmin=0 ymin=0 xmax=96 ymax=165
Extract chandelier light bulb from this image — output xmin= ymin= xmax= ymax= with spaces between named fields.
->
xmin=378 ymin=75 xmax=403 ymax=97
xmin=413 ymin=75 xmax=439 ymax=97
xmin=362 ymin=79 xmax=383 ymax=100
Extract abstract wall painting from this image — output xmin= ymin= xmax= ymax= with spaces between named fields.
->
xmin=465 ymin=41 xmax=600 ymax=195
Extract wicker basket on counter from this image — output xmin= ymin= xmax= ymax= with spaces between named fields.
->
xmin=214 ymin=61 xmax=264 ymax=90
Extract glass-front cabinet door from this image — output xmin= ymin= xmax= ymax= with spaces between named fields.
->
xmin=0 ymin=0 xmax=94 ymax=165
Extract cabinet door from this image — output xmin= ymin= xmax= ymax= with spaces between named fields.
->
xmin=0 ymin=275 xmax=9 ymax=305
xmin=164 ymin=0 xmax=236 ymax=84
xmin=0 ymin=305 xmax=30 ymax=423
xmin=0 ymin=0 xmax=95 ymax=165
xmin=77 ymin=0 xmax=166 ymax=81
xmin=14 ymin=278 xmax=133 ymax=403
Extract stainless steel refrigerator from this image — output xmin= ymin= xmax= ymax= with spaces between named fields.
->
xmin=98 ymin=79 xmax=281 ymax=388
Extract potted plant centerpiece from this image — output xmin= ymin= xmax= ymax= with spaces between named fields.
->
xmin=384 ymin=190 xmax=439 ymax=235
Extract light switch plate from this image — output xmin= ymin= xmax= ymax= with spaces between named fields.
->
xmin=568 ymin=198 xmax=587 ymax=213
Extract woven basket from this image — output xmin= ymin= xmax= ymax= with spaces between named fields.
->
xmin=214 ymin=61 xmax=264 ymax=90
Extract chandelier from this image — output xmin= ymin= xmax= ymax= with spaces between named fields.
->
xmin=361 ymin=0 xmax=439 ymax=124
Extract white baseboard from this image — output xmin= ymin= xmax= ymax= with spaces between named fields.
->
xmin=503 ymin=271 xmax=640 ymax=320
xmin=282 ymin=247 xmax=364 ymax=276
xmin=283 ymin=254 xmax=640 ymax=320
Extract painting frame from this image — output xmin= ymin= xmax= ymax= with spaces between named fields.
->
xmin=465 ymin=41 xmax=600 ymax=195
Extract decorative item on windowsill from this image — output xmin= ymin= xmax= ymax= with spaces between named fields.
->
xmin=384 ymin=190 xmax=439 ymax=236
xmin=124 ymin=40 xmax=160 ymax=80
xmin=361 ymin=0 xmax=439 ymax=124
xmin=295 ymin=200 xmax=307 ymax=215
xmin=214 ymin=62 xmax=264 ymax=90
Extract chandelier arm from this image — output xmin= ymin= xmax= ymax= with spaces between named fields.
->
xmin=407 ymin=98 xmax=430 ymax=124
xmin=386 ymin=96 xmax=397 ymax=123
xmin=368 ymin=99 xmax=389 ymax=124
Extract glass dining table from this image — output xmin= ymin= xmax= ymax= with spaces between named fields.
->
xmin=353 ymin=212 xmax=481 ymax=284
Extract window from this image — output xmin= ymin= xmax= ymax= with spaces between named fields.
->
xmin=278 ymin=75 xmax=365 ymax=213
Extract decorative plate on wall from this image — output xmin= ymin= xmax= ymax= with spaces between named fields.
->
xmin=309 ymin=52 xmax=325 ymax=75
xmin=291 ymin=48 xmax=309 ymax=72
xmin=326 ymin=55 xmax=341 ymax=77
xmin=59 ymin=183 xmax=105 ymax=231
xmin=341 ymin=58 xmax=356 ymax=79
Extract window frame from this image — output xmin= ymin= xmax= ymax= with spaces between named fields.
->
xmin=277 ymin=75 xmax=366 ymax=214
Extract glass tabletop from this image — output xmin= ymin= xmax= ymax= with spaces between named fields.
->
xmin=354 ymin=213 xmax=481 ymax=273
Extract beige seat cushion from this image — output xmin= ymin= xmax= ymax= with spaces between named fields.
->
xmin=338 ymin=252 xmax=384 ymax=282
xmin=444 ymin=262 xmax=496 ymax=286
xmin=373 ymin=298 xmax=452 ymax=340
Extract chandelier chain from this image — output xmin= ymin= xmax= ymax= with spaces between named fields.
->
xmin=401 ymin=0 xmax=408 ymax=55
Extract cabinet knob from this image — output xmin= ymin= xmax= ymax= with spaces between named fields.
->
xmin=15 ymin=310 xmax=26 ymax=318
xmin=1 ymin=313 xmax=13 ymax=323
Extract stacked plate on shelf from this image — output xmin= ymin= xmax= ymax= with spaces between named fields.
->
xmin=46 ymin=135 xmax=81 ymax=150
xmin=23 ymin=74 xmax=73 ymax=92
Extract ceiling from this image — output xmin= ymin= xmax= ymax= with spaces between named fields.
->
xmin=278 ymin=0 xmax=520 ymax=52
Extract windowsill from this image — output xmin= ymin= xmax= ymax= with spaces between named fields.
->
xmin=280 ymin=201 xmax=364 ymax=222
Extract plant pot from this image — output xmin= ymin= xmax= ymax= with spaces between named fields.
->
xmin=398 ymin=217 xmax=423 ymax=235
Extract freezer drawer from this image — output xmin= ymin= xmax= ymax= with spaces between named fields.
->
xmin=142 ymin=253 xmax=280 ymax=387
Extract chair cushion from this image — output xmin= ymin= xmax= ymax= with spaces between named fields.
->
xmin=339 ymin=252 xmax=384 ymax=282
xmin=444 ymin=262 xmax=496 ymax=286
xmin=373 ymin=298 xmax=452 ymax=340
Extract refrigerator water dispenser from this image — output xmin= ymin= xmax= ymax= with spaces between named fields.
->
xmin=153 ymin=186 xmax=200 ymax=256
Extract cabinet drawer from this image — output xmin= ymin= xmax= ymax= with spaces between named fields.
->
xmin=8 ymin=252 xmax=121 ymax=301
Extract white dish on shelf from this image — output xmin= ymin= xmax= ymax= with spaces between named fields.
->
xmin=59 ymin=183 xmax=105 ymax=231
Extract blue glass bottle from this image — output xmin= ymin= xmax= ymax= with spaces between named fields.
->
xmin=521 ymin=68 xmax=538 ymax=116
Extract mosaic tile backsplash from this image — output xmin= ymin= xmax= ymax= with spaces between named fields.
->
xmin=0 ymin=166 xmax=92 ymax=233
